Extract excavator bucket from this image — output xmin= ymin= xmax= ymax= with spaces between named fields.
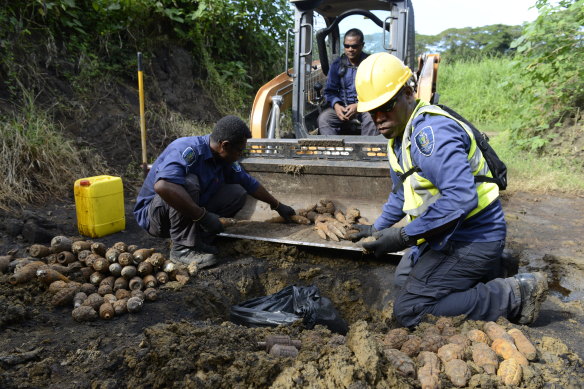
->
xmin=219 ymin=137 xmax=399 ymax=251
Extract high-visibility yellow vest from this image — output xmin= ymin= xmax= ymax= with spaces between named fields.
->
xmin=387 ymin=101 xmax=499 ymax=222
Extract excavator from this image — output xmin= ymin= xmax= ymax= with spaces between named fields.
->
xmin=220 ymin=0 xmax=440 ymax=251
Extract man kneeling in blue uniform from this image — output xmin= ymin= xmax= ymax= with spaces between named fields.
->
xmin=134 ymin=115 xmax=295 ymax=268
xmin=351 ymin=53 xmax=548 ymax=327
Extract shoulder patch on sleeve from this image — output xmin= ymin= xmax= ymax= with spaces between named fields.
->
xmin=232 ymin=162 xmax=242 ymax=172
xmin=414 ymin=126 xmax=434 ymax=157
xmin=182 ymin=147 xmax=197 ymax=166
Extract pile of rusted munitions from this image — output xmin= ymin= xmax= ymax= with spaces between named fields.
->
xmin=0 ymin=236 xmax=188 ymax=322
xmin=381 ymin=317 xmax=537 ymax=387
xmin=264 ymin=199 xmax=372 ymax=242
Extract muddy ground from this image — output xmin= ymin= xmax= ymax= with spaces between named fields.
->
xmin=0 ymin=190 xmax=583 ymax=389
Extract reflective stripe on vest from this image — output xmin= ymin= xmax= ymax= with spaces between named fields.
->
xmin=387 ymin=101 xmax=499 ymax=221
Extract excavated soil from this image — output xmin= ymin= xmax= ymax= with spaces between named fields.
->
xmin=1 ymin=191 xmax=584 ymax=388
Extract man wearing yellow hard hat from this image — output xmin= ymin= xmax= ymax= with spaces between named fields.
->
xmin=349 ymin=52 xmax=548 ymax=328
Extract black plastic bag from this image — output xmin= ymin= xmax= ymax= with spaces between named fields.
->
xmin=230 ymin=285 xmax=348 ymax=335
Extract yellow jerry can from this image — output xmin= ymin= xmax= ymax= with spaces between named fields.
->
xmin=74 ymin=175 xmax=125 ymax=238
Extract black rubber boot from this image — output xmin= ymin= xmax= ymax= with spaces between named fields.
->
xmin=512 ymin=272 xmax=548 ymax=325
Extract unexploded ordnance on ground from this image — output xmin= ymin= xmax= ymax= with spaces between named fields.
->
xmin=100 ymin=276 xmax=115 ymax=288
xmin=117 ymin=252 xmax=134 ymax=267
xmin=79 ymin=267 xmax=93 ymax=279
xmin=162 ymin=261 xmax=175 ymax=274
xmin=126 ymin=296 xmax=144 ymax=313
xmin=383 ymin=328 xmax=410 ymax=349
xmin=105 ymin=248 xmax=120 ymax=263
xmin=448 ymin=334 xmax=471 ymax=348
xmin=82 ymin=293 xmax=105 ymax=311
xmin=508 ymin=328 xmax=537 ymax=360
xmin=133 ymin=248 xmax=155 ymax=263
xmin=121 ymin=265 xmax=137 ymax=280
xmin=51 ymin=284 xmax=79 ymax=307
xmin=467 ymin=329 xmax=490 ymax=344
xmin=72 ymin=305 xmax=98 ymax=322
xmin=114 ymin=277 xmax=129 ymax=291
xmin=268 ymin=344 xmax=298 ymax=357
xmin=98 ymin=284 xmax=113 ymax=296
xmin=27 ymin=244 xmax=52 ymax=258
xmin=497 ymin=358 xmax=522 ymax=386
xmin=437 ymin=343 xmax=465 ymax=364
xmin=103 ymin=294 xmax=117 ymax=304
xmin=146 ymin=253 xmax=165 ymax=268
xmin=444 ymin=359 xmax=471 ymax=387
xmin=90 ymin=242 xmax=107 ymax=257
xmin=77 ymin=250 xmax=92 ymax=263
xmin=36 ymin=267 xmax=69 ymax=285
xmin=48 ymin=280 xmax=69 ymax=294
xmin=491 ymin=337 xmax=528 ymax=366
xmin=56 ymin=251 xmax=76 ymax=265
xmin=72 ymin=241 xmax=92 ymax=254
xmin=92 ymin=256 xmax=110 ymax=272
xmin=74 ymin=292 xmax=88 ymax=308
xmin=345 ymin=208 xmax=360 ymax=224
xmin=109 ymin=263 xmax=122 ymax=277
xmin=126 ymin=245 xmax=138 ymax=253
xmin=144 ymin=287 xmax=158 ymax=301
xmin=155 ymin=271 xmax=169 ymax=284
xmin=89 ymin=271 xmax=106 ymax=285
xmin=471 ymin=341 xmax=498 ymax=375
xmin=115 ymin=289 xmax=131 ymax=300
xmin=334 ymin=210 xmax=346 ymax=223
xmin=420 ymin=334 xmax=448 ymax=353
xmin=112 ymin=242 xmax=128 ymax=252
xmin=484 ymin=321 xmax=514 ymax=343
xmin=50 ymin=236 xmax=73 ymax=253
xmin=113 ymin=298 xmax=128 ymax=315
xmin=0 ymin=249 xmax=18 ymax=274
xmin=381 ymin=348 xmax=416 ymax=378
xmin=400 ymin=335 xmax=422 ymax=357
xmin=9 ymin=261 xmax=46 ymax=284
xmin=99 ymin=302 xmax=115 ymax=319
xmin=143 ymin=275 xmax=157 ymax=288
xmin=79 ymin=283 xmax=96 ymax=295
xmin=129 ymin=276 xmax=143 ymax=291
xmin=84 ymin=253 xmax=100 ymax=268
xmin=131 ymin=289 xmax=145 ymax=300
xmin=417 ymin=351 xmax=441 ymax=389
xmin=137 ymin=262 xmax=153 ymax=276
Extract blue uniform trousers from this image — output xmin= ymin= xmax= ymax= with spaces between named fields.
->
xmin=146 ymin=174 xmax=247 ymax=248
xmin=393 ymin=240 xmax=521 ymax=327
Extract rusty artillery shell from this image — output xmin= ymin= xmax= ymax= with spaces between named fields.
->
xmin=80 ymin=283 xmax=97 ymax=295
xmin=9 ymin=258 xmax=32 ymax=273
xmin=114 ymin=277 xmax=128 ymax=291
xmin=100 ymin=275 xmax=115 ymax=288
xmin=77 ymin=250 xmax=92 ymax=263
xmin=98 ymin=283 xmax=113 ymax=296
xmin=51 ymin=284 xmax=79 ymax=307
xmin=258 ymin=335 xmax=301 ymax=352
xmin=9 ymin=261 xmax=46 ymax=284
xmin=144 ymin=287 xmax=158 ymax=301
xmin=56 ymin=251 xmax=76 ymax=265
xmin=84 ymin=253 xmax=101 ymax=268
xmin=80 ymin=267 xmax=93 ymax=280
xmin=83 ymin=293 xmax=105 ymax=310
xmin=117 ymin=252 xmax=134 ymax=267
xmin=146 ymin=253 xmax=165 ymax=268
xmin=27 ymin=244 xmax=52 ymax=258
xmin=113 ymin=298 xmax=128 ymax=315
xmin=99 ymin=302 xmax=115 ymax=319
xmin=90 ymin=242 xmax=107 ymax=257
xmin=89 ymin=271 xmax=106 ymax=285
xmin=127 ymin=245 xmax=138 ymax=253
xmin=72 ymin=240 xmax=92 ymax=254
xmin=92 ymin=256 xmax=110 ymax=272
xmin=36 ymin=267 xmax=69 ymax=285
xmin=115 ymin=289 xmax=131 ymax=300
xmin=0 ymin=249 xmax=17 ymax=274
xmin=103 ymin=294 xmax=117 ymax=304
xmin=47 ymin=263 xmax=73 ymax=275
xmin=121 ymin=265 xmax=137 ymax=280
xmin=155 ymin=271 xmax=169 ymax=284
xmin=50 ymin=236 xmax=73 ymax=253
xmin=48 ymin=280 xmax=69 ymax=293
xmin=126 ymin=296 xmax=144 ymax=313
xmin=109 ymin=263 xmax=122 ymax=277
xmin=162 ymin=261 xmax=176 ymax=274
xmin=112 ymin=242 xmax=128 ymax=252
xmin=269 ymin=344 xmax=299 ymax=358
xmin=72 ymin=305 xmax=98 ymax=322
xmin=105 ymin=248 xmax=120 ymax=263
xmin=131 ymin=289 xmax=145 ymax=300
xmin=133 ymin=248 xmax=155 ymax=263
xmin=137 ymin=262 xmax=153 ymax=276
xmin=128 ymin=276 xmax=143 ymax=291
xmin=74 ymin=292 xmax=88 ymax=308
xmin=143 ymin=275 xmax=157 ymax=288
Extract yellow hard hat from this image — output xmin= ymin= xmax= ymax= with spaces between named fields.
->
xmin=356 ymin=53 xmax=413 ymax=112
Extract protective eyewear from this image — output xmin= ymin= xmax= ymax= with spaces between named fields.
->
xmin=370 ymin=88 xmax=404 ymax=114
xmin=343 ymin=43 xmax=363 ymax=49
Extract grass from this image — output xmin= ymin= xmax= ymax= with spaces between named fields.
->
xmin=438 ymin=57 xmax=584 ymax=195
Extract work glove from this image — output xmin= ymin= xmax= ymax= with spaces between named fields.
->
xmin=362 ymin=227 xmax=415 ymax=258
xmin=274 ymin=202 xmax=296 ymax=221
xmin=198 ymin=209 xmax=224 ymax=235
xmin=348 ymin=224 xmax=377 ymax=241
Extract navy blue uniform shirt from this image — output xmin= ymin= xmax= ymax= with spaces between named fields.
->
xmin=324 ymin=53 xmax=368 ymax=108
xmin=373 ymin=112 xmax=506 ymax=250
xmin=133 ymin=134 xmax=259 ymax=230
